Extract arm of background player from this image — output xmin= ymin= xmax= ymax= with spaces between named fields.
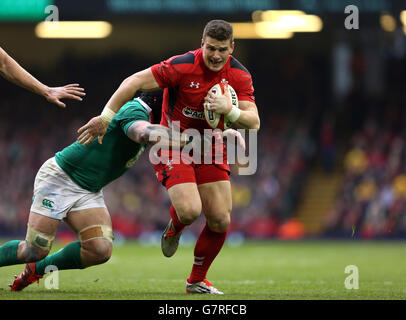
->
xmin=0 ymin=47 xmax=85 ymax=108
xmin=232 ymin=100 xmax=260 ymax=131
xmin=77 ymin=68 xmax=161 ymax=146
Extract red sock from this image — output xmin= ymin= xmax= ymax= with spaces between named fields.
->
xmin=187 ymin=223 xmax=227 ymax=283
xmin=170 ymin=205 xmax=186 ymax=233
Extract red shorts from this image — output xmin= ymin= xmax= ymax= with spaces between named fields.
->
xmin=153 ymin=150 xmax=230 ymax=190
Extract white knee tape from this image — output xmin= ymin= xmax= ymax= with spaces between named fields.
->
xmin=25 ymin=225 xmax=54 ymax=252
xmin=78 ymin=225 xmax=114 ymax=243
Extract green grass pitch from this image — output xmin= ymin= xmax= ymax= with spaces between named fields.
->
xmin=0 ymin=240 xmax=405 ymax=300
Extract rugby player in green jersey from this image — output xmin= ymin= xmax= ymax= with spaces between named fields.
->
xmin=0 ymin=91 xmax=193 ymax=291
xmin=0 ymin=46 xmax=85 ymax=107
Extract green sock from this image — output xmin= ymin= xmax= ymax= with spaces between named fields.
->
xmin=35 ymin=241 xmax=83 ymax=276
xmin=0 ymin=240 xmax=22 ymax=267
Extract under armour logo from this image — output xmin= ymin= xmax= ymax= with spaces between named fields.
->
xmin=221 ymin=78 xmax=228 ymax=84
xmin=190 ymin=81 xmax=200 ymax=88
xmin=166 ymin=159 xmax=174 ymax=171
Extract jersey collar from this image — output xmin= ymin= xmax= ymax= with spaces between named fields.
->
xmin=135 ymin=97 xmax=152 ymax=114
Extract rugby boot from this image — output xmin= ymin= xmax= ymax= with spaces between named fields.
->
xmin=10 ymin=263 xmax=43 ymax=291
xmin=186 ymin=279 xmax=224 ymax=295
xmin=161 ymin=219 xmax=182 ymax=257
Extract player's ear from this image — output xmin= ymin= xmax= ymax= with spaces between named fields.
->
xmin=229 ymin=41 xmax=235 ymax=54
xmin=201 ymin=38 xmax=205 ymax=48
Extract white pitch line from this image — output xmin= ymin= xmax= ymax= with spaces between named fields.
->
xmin=144 ymin=279 xmax=396 ymax=286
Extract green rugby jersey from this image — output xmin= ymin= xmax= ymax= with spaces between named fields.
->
xmin=55 ymin=99 xmax=149 ymax=192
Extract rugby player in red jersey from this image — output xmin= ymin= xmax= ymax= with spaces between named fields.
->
xmin=77 ymin=20 xmax=260 ymax=294
xmin=0 ymin=46 xmax=85 ymax=107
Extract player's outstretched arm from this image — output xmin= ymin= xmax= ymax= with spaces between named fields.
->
xmin=77 ymin=68 xmax=161 ymax=146
xmin=0 ymin=47 xmax=85 ymax=108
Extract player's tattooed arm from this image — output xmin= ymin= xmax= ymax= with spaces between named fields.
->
xmin=126 ymin=121 xmax=189 ymax=147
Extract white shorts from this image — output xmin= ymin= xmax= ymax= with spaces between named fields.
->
xmin=30 ymin=157 xmax=106 ymax=220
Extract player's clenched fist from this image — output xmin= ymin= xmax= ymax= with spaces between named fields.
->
xmin=77 ymin=116 xmax=109 ymax=146
xmin=222 ymin=129 xmax=246 ymax=151
xmin=204 ymin=87 xmax=232 ymax=115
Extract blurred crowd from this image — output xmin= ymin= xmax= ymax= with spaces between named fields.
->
xmin=323 ymin=49 xmax=406 ymax=239
xmin=324 ymin=116 xmax=406 ymax=239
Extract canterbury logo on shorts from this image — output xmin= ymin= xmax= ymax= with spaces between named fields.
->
xmin=41 ymin=198 xmax=55 ymax=209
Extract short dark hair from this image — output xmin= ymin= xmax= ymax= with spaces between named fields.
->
xmin=138 ymin=90 xmax=163 ymax=124
xmin=202 ymin=20 xmax=233 ymax=43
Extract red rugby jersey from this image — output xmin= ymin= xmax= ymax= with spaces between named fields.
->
xmin=151 ymin=48 xmax=255 ymax=133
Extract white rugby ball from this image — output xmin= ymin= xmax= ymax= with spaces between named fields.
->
xmin=204 ymin=83 xmax=239 ymax=130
